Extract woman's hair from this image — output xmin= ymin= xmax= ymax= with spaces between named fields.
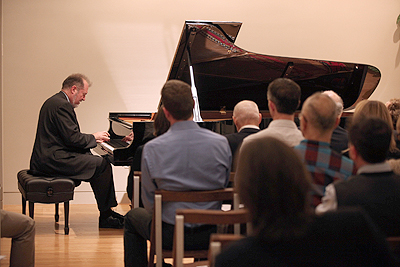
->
xmin=236 ymin=137 xmax=312 ymax=240
xmin=353 ymin=100 xmax=397 ymax=153
xmin=153 ymin=106 xmax=170 ymax=137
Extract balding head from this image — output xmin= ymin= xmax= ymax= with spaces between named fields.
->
xmin=232 ymin=100 xmax=261 ymax=131
xmin=300 ymin=92 xmax=338 ymax=139
xmin=322 ymin=90 xmax=344 ymax=117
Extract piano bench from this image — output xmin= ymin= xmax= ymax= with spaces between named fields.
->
xmin=17 ymin=169 xmax=76 ymax=235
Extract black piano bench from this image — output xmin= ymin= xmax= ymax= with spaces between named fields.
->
xmin=17 ymin=169 xmax=76 ymax=235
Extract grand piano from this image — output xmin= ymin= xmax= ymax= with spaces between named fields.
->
xmin=93 ymin=20 xmax=381 ymax=166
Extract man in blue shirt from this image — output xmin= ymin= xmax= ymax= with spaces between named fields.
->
xmin=124 ymin=79 xmax=232 ymax=267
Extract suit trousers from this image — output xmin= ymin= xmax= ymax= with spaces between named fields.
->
xmin=87 ymin=157 xmax=118 ymax=212
xmin=1 ymin=209 xmax=35 ymax=267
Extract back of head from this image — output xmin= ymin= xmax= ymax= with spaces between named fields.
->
xmin=161 ymin=80 xmax=193 ymax=120
xmin=322 ymin=90 xmax=344 ymax=117
xmin=354 ymin=100 xmax=393 ymax=128
xmin=386 ymin=98 xmax=400 ymax=127
xmin=349 ymin=117 xmax=392 ymax=163
xmin=233 ymin=100 xmax=260 ymax=126
xmin=301 ymin=92 xmax=337 ymax=133
xmin=62 ymin=73 xmax=91 ymax=89
xmin=267 ymin=78 xmax=301 ymax=114
xmin=353 ymin=100 xmax=396 ymax=152
xmin=236 ymin=137 xmax=311 ymax=239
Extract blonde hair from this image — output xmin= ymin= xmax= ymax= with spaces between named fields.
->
xmin=353 ymin=100 xmax=397 ymax=153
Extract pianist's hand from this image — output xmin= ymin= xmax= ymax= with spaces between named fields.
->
xmin=121 ymin=132 xmax=134 ymax=142
xmin=93 ymin=131 xmax=110 ymax=143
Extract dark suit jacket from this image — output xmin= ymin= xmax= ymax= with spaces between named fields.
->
xmin=330 ymin=125 xmax=348 ymax=154
xmin=335 ymin=171 xmax=400 ymax=236
xmin=215 ymin=208 xmax=398 ymax=267
xmin=225 ymin=127 xmax=260 ymax=160
xmin=30 ymin=91 xmax=102 ymax=180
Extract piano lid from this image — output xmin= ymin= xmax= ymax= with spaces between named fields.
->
xmin=167 ymin=21 xmax=381 ymax=112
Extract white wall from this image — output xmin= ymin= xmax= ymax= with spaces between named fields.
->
xmin=1 ymin=0 xmax=400 ymax=204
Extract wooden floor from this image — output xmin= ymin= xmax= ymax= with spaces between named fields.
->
xmin=1 ymin=203 xmax=132 ymax=267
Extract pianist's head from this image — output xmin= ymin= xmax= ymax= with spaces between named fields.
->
xmin=161 ymin=80 xmax=194 ymax=123
xmin=236 ymin=136 xmax=312 ymax=240
xmin=62 ymin=73 xmax=92 ymax=108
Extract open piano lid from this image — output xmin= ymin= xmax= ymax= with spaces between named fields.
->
xmin=167 ymin=20 xmax=381 ymax=115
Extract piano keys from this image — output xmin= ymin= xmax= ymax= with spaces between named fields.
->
xmin=92 ymin=112 xmax=155 ymax=166
xmin=98 ymin=20 xmax=381 ymax=166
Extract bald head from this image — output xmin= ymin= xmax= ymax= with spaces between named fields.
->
xmin=233 ymin=100 xmax=261 ymax=130
xmin=301 ymin=92 xmax=338 ymax=136
xmin=322 ymin=90 xmax=344 ymax=117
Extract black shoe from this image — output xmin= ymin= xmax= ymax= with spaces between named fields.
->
xmin=110 ymin=210 xmax=125 ymax=224
xmin=99 ymin=215 xmax=124 ymax=229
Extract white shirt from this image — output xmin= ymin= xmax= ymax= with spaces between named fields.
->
xmin=315 ymin=162 xmax=392 ymax=215
xmin=243 ymin=119 xmax=304 ymax=147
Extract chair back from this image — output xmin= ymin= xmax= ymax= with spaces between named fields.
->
xmin=149 ymin=188 xmax=237 ymax=267
xmin=173 ymin=208 xmax=251 ymax=267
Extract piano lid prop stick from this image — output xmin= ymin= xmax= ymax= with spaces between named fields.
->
xmin=189 ymin=65 xmax=203 ymax=122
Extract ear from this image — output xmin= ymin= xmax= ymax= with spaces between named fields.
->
xmin=162 ymin=106 xmax=170 ymax=119
xmin=71 ymin=85 xmax=78 ymax=95
xmin=268 ymin=100 xmax=275 ymax=112
xmin=349 ymin=144 xmax=357 ymax=161
xmin=300 ymin=114 xmax=307 ymax=134
xmin=258 ymin=113 xmax=262 ymax=124
xmin=334 ymin=116 xmax=340 ymax=128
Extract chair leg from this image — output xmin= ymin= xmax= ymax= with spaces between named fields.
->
xmin=28 ymin=201 xmax=34 ymax=219
xmin=64 ymin=201 xmax=70 ymax=235
xmin=21 ymin=195 xmax=26 ymax=215
xmin=55 ymin=203 xmax=59 ymax=222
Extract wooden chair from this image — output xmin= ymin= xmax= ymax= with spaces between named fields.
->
xmin=173 ymin=209 xmax=251 ymax=267
xmin=131 ymin=171 xmax=141 ymax=209
xmin=148 ymin=188 xmax=238 ymax=267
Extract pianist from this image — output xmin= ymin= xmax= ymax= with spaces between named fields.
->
xmin=29 ymin=73 xmax=124 ymax=229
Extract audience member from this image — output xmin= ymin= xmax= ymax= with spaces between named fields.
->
xmin=243 ymin=78 xmax=303 ymax=147
xmin=29 ymin=73 xmax=124 ymax=229
xmin=353 ymin=99 xmax=400 ymax=159
xmin=316 ymin=117 xmax=400 ymax=237
xmin=386 ymin=98 xmax=400 ymax=130
xmin=224 ymin=100 xmax=261 ymax=168
xmin=215 ymin=136 xmax=398 ymax=267
xmin=1 ymin=209 xmax=35 ymax=267
xmin=123 ymin=80 xmax=231 ymax=267
xmin=389 ymin=118 xmax=400 ymax=174
xmin=322 ymin=90 xmax=349 ymax=154
xmin=126 ymin=107 xmax=170 ymax=202
xmin=294 ymin=92 xmax=356 ymax=207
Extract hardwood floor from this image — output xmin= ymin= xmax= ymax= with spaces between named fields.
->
xmin=1 ymin=203 xmax=131 ymax=267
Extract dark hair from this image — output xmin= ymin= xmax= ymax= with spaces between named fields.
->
xmin=236 ymin=137 xmax=312 ymax=240
xmin=153 ymin=106 xmax=170 ymax=136
xmin=349 ymin=117 xmax=392 ymax=163
xmin=161 ymin=80 xmax=193 ymax=120
xmin=62 ymin=73 xmax=91 ymax=89
xmin=267 ymin=78 xmax=301 ymax=114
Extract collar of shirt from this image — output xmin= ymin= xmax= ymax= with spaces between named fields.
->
xmin=300 ymin=139 xmax=330 ymax=148
xmin=61 ymin=90 xmax=70 ymax=103
xmin=238 ymin=125 xmax=260 ymax=132
xmin=357 ymin=161 xmax=392 ymax=174
xmin=170 ymin=120 xmax=199 ymax=131
xmin=268 ymin=119 xmax=298 ymax=128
